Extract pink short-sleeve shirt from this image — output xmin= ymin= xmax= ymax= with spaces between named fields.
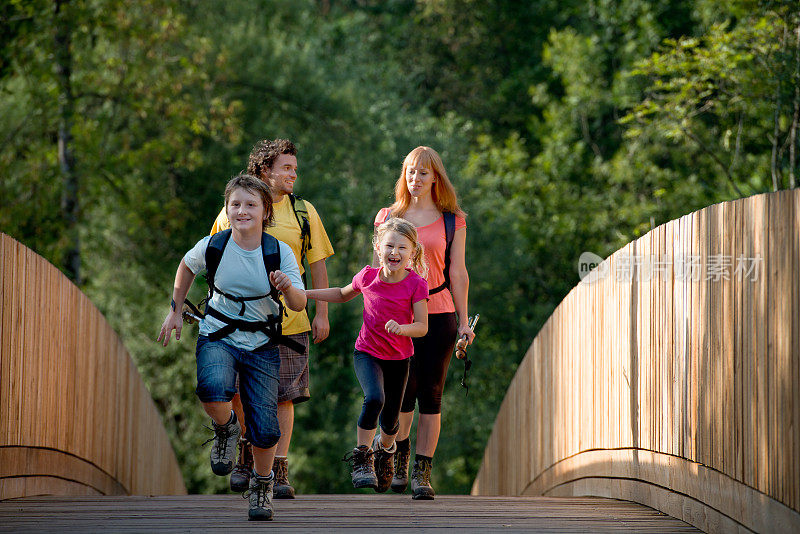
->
xmin=352 ymin=265 xmax=429 ymax=360
xmin=374 ymin=208 xmax=466 ymax=314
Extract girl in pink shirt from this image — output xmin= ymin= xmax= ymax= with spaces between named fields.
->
xmin=306 ymin=218 xmax=428 ymax=492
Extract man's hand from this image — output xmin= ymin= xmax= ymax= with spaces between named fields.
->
xmin=312 ymin=314 xmax=330 ymax=344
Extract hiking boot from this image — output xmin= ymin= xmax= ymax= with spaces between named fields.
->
xmin=245 ymin=471 xmax=274 ymax=521
xmin=272 ymin=456 xmax=295 ymax=499
xmin=343 ymin=445 xmax=377 ymax=489
xmin=390 ymin=444 xmax=410 ymax=493
xmin=410 ymin=457 xmax=435 ymax=500
xmin=207 ymin=412 xmax=241 ymax=476
xmin=230 ymin=438 xmax=253 ymax=492
xmin=372 ymin=435 xmax=395 ymax=493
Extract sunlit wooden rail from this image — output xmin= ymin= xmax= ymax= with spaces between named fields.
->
xmin=472 ymin=190 xmax=800 ymax=533
xmin=0 ymin=233 xmax=185 ymax=498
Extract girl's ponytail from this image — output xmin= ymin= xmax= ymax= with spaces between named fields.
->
xmin=410 ymin=240 xmax=428 ymax=279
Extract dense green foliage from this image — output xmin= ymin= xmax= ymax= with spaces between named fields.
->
xmin=2 ymin=0 xmax=797 ymax=494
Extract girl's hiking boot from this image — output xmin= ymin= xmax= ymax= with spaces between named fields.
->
xmin=272 ymin=456 xmax=295 ymax=499
xmin=230 ymin=438 xmax=253 ymax=492
xmin=390 ymin=445 xmax=410 ymax=493
xmin=207 ymin=412 xmax=241 ymax=476
xmin=371 ymin=436 xmax=396 ymax=493
xmin=410 ymin=457 xmax=435 ymax=500
xmin=343 ymin=445 xmax=377 ymax=489
xmin=244 ymin=471 xmax=274 ymax=521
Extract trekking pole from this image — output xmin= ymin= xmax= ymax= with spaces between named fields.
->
xmin=455 ymin=314 xmax=479 ymax=395
xmin=181 ymin=299 xmax=205 ymax=324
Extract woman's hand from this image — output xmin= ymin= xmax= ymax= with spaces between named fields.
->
xmin=457 ymin=323 xmax=475 ymax=346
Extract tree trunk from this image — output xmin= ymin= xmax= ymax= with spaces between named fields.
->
xmin=54 ymin=0 xmax=80 ymax=283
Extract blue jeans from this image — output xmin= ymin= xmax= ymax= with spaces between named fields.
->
xmin=353 ymin=350 xmax=410 ymax=435
xmin=195 ymin=336 xmax=280 ymax=449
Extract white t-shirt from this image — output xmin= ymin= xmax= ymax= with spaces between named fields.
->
xmin=183 ymin=234 xmax=303 ymax=351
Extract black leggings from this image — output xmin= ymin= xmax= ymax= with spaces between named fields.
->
xmin=401 ymin=312 xmax=457 ymax=414
xmin=353 ymin=350 xmax=410 ymax=435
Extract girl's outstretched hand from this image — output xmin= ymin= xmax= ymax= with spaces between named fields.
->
xmin=269 ymin=270 xmax=292 ymax=293
xmin=385 ymin=319 xmax=403 ymax=335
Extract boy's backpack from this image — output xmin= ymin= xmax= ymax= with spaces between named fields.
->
xmin=198 ymin=228 xmax=304 ymax=353
xmin=382 ymin=210 xmax=455 ymax=296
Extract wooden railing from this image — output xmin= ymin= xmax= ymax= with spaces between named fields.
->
xmin=0 ymin=233 xmax=186 ymax=498
xmin=472 ymin=190 xmax=800 ymax=533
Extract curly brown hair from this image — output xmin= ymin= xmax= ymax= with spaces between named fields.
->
xmin=246 ymin=138 xmax=297 ymax=179
xmin=224 ymin=174 xmax=274 ymax=230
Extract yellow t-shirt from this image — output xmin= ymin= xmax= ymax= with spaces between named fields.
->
xmin=210 ymin=195 xmax=334 ymax=335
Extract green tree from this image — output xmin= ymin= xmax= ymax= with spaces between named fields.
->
xmin=623 ymin=1 xmax=800 ymax=192
xmin=0 ymin=0 xmax=238 ymax=491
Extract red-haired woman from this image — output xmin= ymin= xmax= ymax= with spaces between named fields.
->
xmin=373 ymin=146 xmax=475 ymax=500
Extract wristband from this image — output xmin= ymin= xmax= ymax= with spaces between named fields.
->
xmin=171 ymin=299 xmax=177 ymax=312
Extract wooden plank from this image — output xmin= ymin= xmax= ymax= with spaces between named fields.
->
xmin=0 ymin=495 xmax=702 ymax=533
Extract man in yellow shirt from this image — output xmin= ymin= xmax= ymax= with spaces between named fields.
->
xmin=211 ymin=139 xmax=334 ymax=498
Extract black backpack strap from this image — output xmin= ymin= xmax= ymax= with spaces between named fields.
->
xmin=260 ymin=232 xmax=286 ymax=316
xmin=205 ymin=306 xmax=305 ymax=353
xmin=204 ymin=229 xmax=233 ymax=298
xmin=289 ymin=194 xmax=313 ymax=294
xmin=288 ymin=194 xmax=312 ymax=263
xmin=428 ymin=212 xmax=456 ymax=296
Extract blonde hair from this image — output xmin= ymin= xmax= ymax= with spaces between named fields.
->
xmin=390 ymin=146 xmax=466 ymax=218
xmin=373 ymin=217 xmax=428 ymax=278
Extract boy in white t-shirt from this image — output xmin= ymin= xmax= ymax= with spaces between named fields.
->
xmin=158 ymin=174 xmax=305 ymax=521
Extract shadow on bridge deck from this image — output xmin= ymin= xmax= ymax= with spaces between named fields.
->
xmin=0 ymin=494 xmax=700 ymax=533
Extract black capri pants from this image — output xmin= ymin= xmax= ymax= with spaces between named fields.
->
xmin=353 ymin=350 xmax=410 ymax=435
xmin=401 ymin=312 xmax=458 ymax=415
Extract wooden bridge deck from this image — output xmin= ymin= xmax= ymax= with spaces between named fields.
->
xmin=0 ymin=494 xmax=701 ymax=533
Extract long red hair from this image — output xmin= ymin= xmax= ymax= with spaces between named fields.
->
xmin=389 ymin=146 xmax=465 ymax=218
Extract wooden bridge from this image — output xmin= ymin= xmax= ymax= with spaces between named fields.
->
xmin=2 ymin=191 xmax=799 ymax=532
xmin=0 ymin=494 xmax=701 ymax=532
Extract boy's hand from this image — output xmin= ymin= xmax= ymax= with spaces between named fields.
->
xmin=157 ymin=310 xmax=182 ymax=347
xmin=385 ymin=319 xmax=404 ymax=335
xmin=269 ymin=270 xmax=292 ymax=292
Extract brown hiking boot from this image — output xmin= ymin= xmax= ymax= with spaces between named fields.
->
xmin=230 ymin=438 xmax=253 ymax=492
xmin=390 ymin=445 xmax=410 ymax=493
xmin=372 ymin=435 xmax=395 ymax=493
xmin=410 ymin=457 xmax=435 ymax=500
xmin=343 ymin=445 xmax=377 ymax=489
xmin=272 ymin=456 xmax=295 ymax=499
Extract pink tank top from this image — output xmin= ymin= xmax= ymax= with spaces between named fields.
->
xmin=352 ymin=265 xmax=429 ymax=360
xmin=374 ymin=208 xmax=466 ymax=314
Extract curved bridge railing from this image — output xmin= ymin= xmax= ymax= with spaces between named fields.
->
xmin=471 ymin=190 xmax=800 ymax=533
xmin=0 ymin=233 xmax=186 ymax=498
